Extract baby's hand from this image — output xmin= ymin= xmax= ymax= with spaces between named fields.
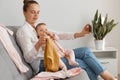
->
xmin=45 ymin=31 xmax=58 ymax=40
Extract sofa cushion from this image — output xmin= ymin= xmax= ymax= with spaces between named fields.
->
xmin=0 ymin=26 xmax=33 ymax=80
xmin=0 ymin=40 xmax=28 ymax=80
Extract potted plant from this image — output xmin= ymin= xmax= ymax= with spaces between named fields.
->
xmin=92 ymin=10 xmax=118 ymax=50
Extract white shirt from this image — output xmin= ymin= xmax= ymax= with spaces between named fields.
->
xmin=16 ymin=22 xmax=75 ymax=73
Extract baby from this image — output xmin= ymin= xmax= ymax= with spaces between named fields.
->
xmin=36 ymin=23 xmax=79 ymax=71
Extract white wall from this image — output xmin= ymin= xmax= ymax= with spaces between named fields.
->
xmin=0 ymin=0 xmax=120 ymax=73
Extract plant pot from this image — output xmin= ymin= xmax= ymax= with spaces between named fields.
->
xmin=94 ymin=39 xmax=105 ymax=50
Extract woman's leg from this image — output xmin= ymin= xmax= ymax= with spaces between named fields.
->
xmin=73 ymin=47 xmax=115 ymax=80
xmin=73 ymin=47 xmax=104 ymax=75
xmin=39 ymin=60 xmax=45 ymax=72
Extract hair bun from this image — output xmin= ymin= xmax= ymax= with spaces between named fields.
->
xmin=23 ymin=0 xmax=29 ymax=4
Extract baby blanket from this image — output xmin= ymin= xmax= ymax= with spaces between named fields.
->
xmin=44 ymin=38 xmax=59 ymax=72
xmin=31 ymin=67 xmax=82 ymax=80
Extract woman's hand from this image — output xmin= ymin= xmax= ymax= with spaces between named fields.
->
xmin=35 ymin=32 xmax=47 ymax=51
xmin=74 ymin=24 xmax=91 ymax=38
xmin=38 ymin=32 xmax=47 ymax=45
xmin=81 ymin=24 xmax=91 ymax=35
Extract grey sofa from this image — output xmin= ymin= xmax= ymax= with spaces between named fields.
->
xmin=0 ymin=26 xmax=90 ymax=80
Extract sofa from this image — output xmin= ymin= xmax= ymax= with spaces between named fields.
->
xmin=0 ymin=26 xmax=90 ymax=80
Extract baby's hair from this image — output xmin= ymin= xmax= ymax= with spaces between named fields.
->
xmin=36 ymin=23 xmax=46 ymax=30
xmin=23 ymin=0 xmax=39 ymax=12
xmin=37 ymin=23 xmax=46 ymax=27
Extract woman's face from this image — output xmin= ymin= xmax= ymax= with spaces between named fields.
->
xmin=24 ymin=4 xmax=40 ymax=25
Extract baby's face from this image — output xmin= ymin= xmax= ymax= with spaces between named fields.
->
xmin=36 ymin=25 xmax=48 ymax=37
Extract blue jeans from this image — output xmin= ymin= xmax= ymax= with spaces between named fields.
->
xmin=39 ymin=47 xmax=104 ymax=80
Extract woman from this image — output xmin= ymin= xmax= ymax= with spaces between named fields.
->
xmin=16 ymin=0 xmax=115 ymax=80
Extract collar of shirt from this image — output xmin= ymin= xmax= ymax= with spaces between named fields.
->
xmin=24 ymin=22 xmax=37 ymax=37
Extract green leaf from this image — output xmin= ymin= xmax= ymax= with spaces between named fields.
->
xmin=92 ymin=9 xmax=118 ymax=40
xmin=94 ymin=10 xmax=98 ymax=22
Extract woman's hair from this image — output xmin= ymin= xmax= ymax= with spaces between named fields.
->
xmin=23 ymin=0 xmax=39 ymax=12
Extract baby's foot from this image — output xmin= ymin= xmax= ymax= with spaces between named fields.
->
xmin=69 ymin=61 xmax=79 ymax=66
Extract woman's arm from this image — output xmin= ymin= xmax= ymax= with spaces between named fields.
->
xmin=16 ymin=26 xmax=44 ymax=63
xmin=16 ymin=30 xmax=37 ymax=63
xmin=47 ymin=24 xmax=91 ymax=40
